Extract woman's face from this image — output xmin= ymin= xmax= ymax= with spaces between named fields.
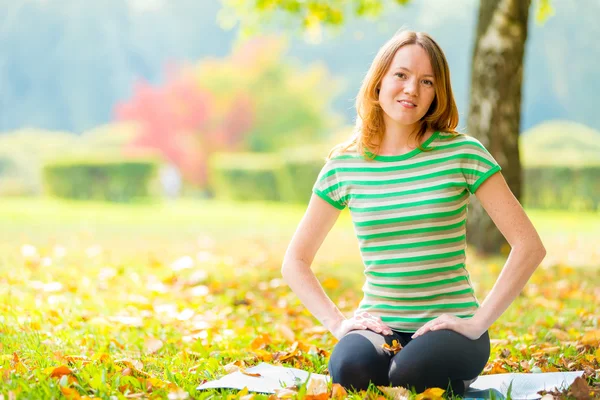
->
xmin=378 ymin=44 xmax=436 ymax=128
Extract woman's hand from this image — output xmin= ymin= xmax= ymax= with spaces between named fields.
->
xmin=411 ymin=314 xmax=486 ymax=340
xmin=330 ymin=311 xmax=393 ymax=340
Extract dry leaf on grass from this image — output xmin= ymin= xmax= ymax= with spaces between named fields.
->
xmin=580 ymin=330 xmax=600 ymax=347
xmin=144 ymin=337 xmax=164 ymax=354
xmin=49 ymin=365 xmax=73 ymax=378
xmin=378 ymin=386 xmax=411 ymax=400
xmin=415 ymin=387 xmax=445 ymax=400
xmin=569 ymin=376 xmax=593 ymax=400
xmin=331 ymin=383 xmax=347 ymax=399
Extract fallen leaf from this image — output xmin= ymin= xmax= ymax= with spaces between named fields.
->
xmin=382 ymin=340 xmax=403 ymax=355
xmin=278 ymin=324 xmax=295 ymax=343
xmin=50 ymin=365 xmax=73 ymax=378
xmin=415 ymin=387 xmax=445 ymax=400
xmin=378 ymin=386 xmax=410 ymax=400
xmin=580 ymin=330 xmax=600 ymax=347
xmin=306 ymin=375 xmax=328 ymax=396
xmin=569 ymin=376 xmax=592 ymax=400
xmin=144 ymin=337 xmax=164 ymax=354
xmin=331 ymin=383 xmax=347 ymax=399
xmin=241 ymin=370 xmax=261 ymax=378
xmin=550 ymin=328 xmax=570 ymax=341
xmin=60 ymin=387 xmax=81 ymax=400
xmin=250 ymin=333 xmax=271 ymax=350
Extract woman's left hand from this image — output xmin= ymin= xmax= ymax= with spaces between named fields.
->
xmin=411 ymin=314 xmax=486 ymax=340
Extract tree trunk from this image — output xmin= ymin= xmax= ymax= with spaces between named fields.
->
xmin=466 ymin=0 xmax=531 ymax=254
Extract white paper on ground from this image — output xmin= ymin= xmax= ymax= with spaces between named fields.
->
xmin=465 ymin=370 xmax=585 ymax=400
xmin=197 ymin=363 xmax=329 ymax=393
xmin=197 ymin=362 xmax=584 ymax=400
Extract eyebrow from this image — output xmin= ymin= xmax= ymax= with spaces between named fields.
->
xmin=394 ymin=67 xmax=434 ymax=78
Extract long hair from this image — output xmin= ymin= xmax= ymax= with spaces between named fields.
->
xmin=329 ymin=30 xmax=459 ymax=160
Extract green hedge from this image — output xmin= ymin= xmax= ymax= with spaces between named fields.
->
xmin=210 ymin=152 xmax=600 ymax=211
xmin=208 ymin=153 xmax=286 ymax=201
xmin=208 ymin=150 xmax=326 ymax=203
xmin=524 ymin=167 xmax=600 ymax=211
xmin=42 ymin=158 xmax=159 ymax=202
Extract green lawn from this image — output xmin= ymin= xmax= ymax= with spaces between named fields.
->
xmin=0 ymin=197 xmax=598 ymax=399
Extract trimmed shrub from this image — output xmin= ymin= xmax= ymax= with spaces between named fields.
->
xmin=524 ymin=167 xmax=600 ymax=211
xmin=208 ymin=152 xmax=285 ymax=202
xmin=42 ymin=158 xmax=159 ymax=202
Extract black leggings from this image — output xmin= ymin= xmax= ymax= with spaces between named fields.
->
xmin=328 ymin=329 xmax=490 ymax=396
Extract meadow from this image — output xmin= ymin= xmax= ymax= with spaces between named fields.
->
xmin=0 ymin=198 xmax=599 ymax=399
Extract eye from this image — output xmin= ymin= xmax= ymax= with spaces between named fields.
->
xmin=394 ymin=72 xmax=407 ymax=79
xmin=422 ymin=79 xmax=434 ymax=86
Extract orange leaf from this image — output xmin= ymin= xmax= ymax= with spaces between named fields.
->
xmin=305 ymin=394 xmax=328 ymax=400
xmin=60 ymin=387 xmax=81 ymax=400
xmin=382 ymin=340 xmax=403 ymax=355
xmin=50 ymin=365 xmax=73 ymax=378
xmin=250 ymin=333 xmax=271 ymax=350
xmin=241 ymin=370 xmax=262 ymax=377
xmin=331 ymin=384 xmax=347 ymax=399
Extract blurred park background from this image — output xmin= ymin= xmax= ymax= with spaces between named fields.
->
xmin=0 ymin=1 xmax=599 ymax=398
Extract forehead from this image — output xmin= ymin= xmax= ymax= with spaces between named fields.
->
xmin=388 ymin=44 xmax=433 ymax=73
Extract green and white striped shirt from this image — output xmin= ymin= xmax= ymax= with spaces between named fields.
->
xmin=312 ymin=131 xmax=502 ymax=332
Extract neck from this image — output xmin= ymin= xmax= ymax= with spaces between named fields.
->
xmin=378 ymin=118 xmax=424 ymax=154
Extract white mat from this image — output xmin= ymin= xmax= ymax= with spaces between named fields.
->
xmin=197 ymin=362 xmax=584 ymax=399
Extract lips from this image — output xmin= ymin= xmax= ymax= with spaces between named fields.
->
xmin=398 ymin=100 xmax=417 ymax=108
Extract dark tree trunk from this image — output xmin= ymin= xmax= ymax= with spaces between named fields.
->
xmin=466 ymin=0 xmax=531 ymax=254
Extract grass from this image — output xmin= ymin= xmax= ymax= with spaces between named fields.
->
xmin=0 ymin=197 xmax=598 ymax=399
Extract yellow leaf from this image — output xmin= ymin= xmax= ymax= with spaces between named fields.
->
xmin=415 ymin=387 xmax=445 ymax=400
xmin=580 ymin=329 xmax=600 ymax=347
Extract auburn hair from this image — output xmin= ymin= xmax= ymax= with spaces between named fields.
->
xmin=329 ymin=30 xmax=459 ymax=160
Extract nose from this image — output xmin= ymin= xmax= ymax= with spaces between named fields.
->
xmin=404 ymin=77 xmax=419 ymax=97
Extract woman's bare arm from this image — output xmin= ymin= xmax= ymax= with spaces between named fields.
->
xmin=281 ymin=193 xmax=347 ymax=334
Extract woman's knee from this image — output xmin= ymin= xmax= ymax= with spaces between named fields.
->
xmin=328 ymin=332 xmax=390 ymax=390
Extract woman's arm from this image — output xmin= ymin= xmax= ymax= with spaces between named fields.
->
xmin=412 ymin=172 xmax=546 ymax=339
xmin=281 ymin=193 xmax=347 ymax=334
xmin=468 ymin=171 xmax=546 ymax=332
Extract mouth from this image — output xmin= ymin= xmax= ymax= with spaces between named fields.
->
xmin=398 ymin=100 xmax=417 ymax=108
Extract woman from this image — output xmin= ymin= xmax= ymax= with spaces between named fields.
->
xmin=281 ymin=30 xmax=546 ymax=396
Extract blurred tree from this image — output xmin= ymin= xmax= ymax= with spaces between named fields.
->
xmin=225 ymin=0 xmax=553 ymax=254
xmin=115 ymin=70 xmax=254 ymax=186
xmin=192 ymin=36 xmax=341 ymax=152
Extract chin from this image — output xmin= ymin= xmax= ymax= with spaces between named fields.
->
xmin=388 ymin=114 xmax=422 ymax=126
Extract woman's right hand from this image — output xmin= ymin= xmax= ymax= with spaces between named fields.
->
xmin=330 ymin=311 xmax=393 ymax=340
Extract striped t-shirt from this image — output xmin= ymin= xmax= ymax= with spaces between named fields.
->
xmin=312 ymin=131 xmax=502 ymax=332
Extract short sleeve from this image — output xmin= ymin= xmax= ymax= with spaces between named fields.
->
xmin=312 ymin=159 xmax=347 ymax=210
xmin=461 ymin=136 xmax=502 ymax=194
